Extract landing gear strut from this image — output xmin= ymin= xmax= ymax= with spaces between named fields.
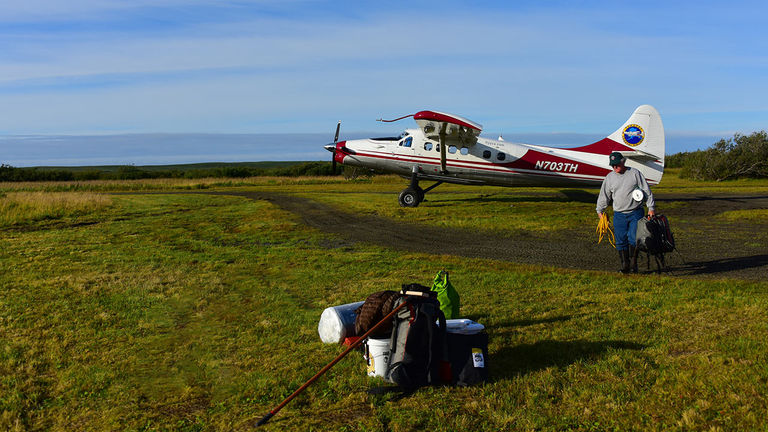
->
xmin=398 ymin=166 xmax=442 ymax=207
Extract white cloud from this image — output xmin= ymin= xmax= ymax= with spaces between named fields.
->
xmin=0 ymin=2 xmax=766 ymax=137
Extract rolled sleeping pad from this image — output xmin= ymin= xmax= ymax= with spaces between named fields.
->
xmin=317 ymin=301 xmax=365 ymax=344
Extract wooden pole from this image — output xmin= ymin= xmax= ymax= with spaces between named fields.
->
xmin=256 ymin=298 xmax=409 ymax=427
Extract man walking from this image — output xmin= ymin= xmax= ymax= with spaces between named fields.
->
xmin=596 ymin=152 xmax=656 ymax=273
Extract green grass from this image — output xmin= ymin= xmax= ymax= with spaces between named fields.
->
xmin=0 ymin=192 xmax=113 ymax=228
xmin=717 ymin=208 xmax=768 ymax=223
xmin=1 ymin=176 xmax=768 ymax=431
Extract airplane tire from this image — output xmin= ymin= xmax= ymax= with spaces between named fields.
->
xmin=399 ymin=188 xmax=421 ymax=207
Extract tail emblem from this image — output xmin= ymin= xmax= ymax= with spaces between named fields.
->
xmin=622 ymin=124 xmax=645 ymax=146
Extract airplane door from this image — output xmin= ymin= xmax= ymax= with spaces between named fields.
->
xmin=399 ymin=136 xmax=414 ymax=153
xmin=393 ymin=136 xmax=416 ymax=168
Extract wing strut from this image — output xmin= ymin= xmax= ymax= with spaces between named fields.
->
xmin=439 ymin=122 xmax=447 ymax=174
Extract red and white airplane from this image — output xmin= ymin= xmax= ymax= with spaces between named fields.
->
xmin=325 ymin=105 xmax=664 ymax=207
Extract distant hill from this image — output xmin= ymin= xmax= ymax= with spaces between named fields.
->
xmin=29 ymin=161 xmax=306 ymax=172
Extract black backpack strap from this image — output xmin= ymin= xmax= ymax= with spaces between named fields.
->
xmin=425 ymin=304 xmax=435 ymax=383
xmin=437 ymin=308 xmax=449 ymax=383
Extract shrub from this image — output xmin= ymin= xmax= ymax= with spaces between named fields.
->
xmin=680 ymin=131 xmax=768 ymax=181
xmin=664 ymin=152 xmax=691 ymax=169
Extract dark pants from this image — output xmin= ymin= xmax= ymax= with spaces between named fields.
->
xmin=614 ymin=207 xmax=644 ymax=251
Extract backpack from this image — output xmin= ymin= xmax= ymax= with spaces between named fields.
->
xmin=354 ymin=291 xmax=400 ymax=339
xmin=654 ymin=214 xmax=675 ymax=253
xmin=431 ymin=270 xmax=460 ymax=320
xmin=636 ymin=215 xmax=674 ymax=255
xmin=635 ymin=214 xmax=676 ymax=272
xmin=387 ymin=290 xmax=450 ymax=389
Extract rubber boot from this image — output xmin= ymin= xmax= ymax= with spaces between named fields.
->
xmin=618 ymin=249 xmax=630 ymax=274
xmin=629 ymin=245 xmax=638 ymax=273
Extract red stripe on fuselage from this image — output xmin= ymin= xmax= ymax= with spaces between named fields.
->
xmin=504 ymin=148 xmax=611 ymax=177
xmin=567 ymin=138 xmax=635 ymax=154
xmin=343 ymin=148 xmax=611 ymax=181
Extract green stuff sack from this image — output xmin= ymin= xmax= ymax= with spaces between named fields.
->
xmin=431 ymin=270 xmax=460 ymax=319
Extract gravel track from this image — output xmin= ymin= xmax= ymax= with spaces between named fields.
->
xmin=211 ymin=191 xmax=768 ymax=280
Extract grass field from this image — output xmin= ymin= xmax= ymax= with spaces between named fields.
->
xmin=1 ymin=174 xmax=767 ymax=431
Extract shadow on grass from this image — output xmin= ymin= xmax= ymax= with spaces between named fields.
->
xmin=459 ymin=192 xmax=596 ymax=205
xmin=675 ymin=254 xmax=768 ymax=275
xmin=655 ymin=195 xmax=768 ymax=203
xmin=558 ymin=189 xmax=598 ymax=203
xmin=491 ymin=339 xmax=646 ymax=380
xmin=471 ymin=315 xmax=574 ymax=330
xmin=424 ymin=189 xmax=597 ymax=206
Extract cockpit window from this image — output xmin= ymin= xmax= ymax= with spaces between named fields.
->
xmin=460 ymin=147 xmax=469 ymax=155
xmin=403 ymin=137 xmax=412 ymax=147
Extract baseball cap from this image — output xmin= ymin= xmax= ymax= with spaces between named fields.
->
xmin=609 ymin=152 xmax=625 ymax=166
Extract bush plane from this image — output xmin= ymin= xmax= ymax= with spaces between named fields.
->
xmin=325 ymin=105 xmax=664 ymax=207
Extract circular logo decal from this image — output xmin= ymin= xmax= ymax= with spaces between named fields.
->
xmin=622 ymin=124 xmax=644 ymax=146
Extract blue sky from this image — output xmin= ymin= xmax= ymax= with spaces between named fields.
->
xmin=1 ymin=0 xmax=767 ymax=165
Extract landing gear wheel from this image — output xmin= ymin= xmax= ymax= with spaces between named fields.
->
xmin=398 ymin=188 xmax=421 ymax=207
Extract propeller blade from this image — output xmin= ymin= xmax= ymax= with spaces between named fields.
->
xmin=334 ymin=121 xmax=341 ymax=143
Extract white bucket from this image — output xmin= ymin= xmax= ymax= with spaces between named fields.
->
xmin=317 ymin=301 xmax=365 ymax=344
xmin=364 ymin=337 xmax=390 ymax=378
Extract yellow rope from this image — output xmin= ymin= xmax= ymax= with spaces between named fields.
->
xmin=596 ymin=213 xmax=615 ymax=248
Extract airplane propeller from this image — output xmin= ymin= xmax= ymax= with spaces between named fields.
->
xmin=325 ymin=121 xmax=341 ymax=174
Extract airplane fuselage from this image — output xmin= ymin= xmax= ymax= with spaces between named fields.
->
xmin=335 ymin=129 xmax=659 ymax=188
xmin=327 ymin=106 xmax=665 ymax=207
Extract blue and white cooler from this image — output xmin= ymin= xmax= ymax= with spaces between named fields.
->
xmin=445 ymin=319 xmax=489 ymax=386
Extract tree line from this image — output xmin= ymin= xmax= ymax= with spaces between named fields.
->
xmin=2 ymin=131 xmax=766 ymax=182
xmin=0 ymin=161 xmax=337 ymax=182
xmin=665 ymin=130 xmax=768 ymax=181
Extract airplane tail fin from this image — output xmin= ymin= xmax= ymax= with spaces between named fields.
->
xmin=607 ymin=105 xmax=665 ymax=184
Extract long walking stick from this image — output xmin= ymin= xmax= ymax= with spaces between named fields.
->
xmin=256 ymin=298 xmax=410 ymax=427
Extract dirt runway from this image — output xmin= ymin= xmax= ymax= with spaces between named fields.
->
xmin=214 ymin=191 xmax=768 ymax=280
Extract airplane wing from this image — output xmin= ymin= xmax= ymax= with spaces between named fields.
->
xmin=618 ymin=149 xmax=662 ymax=163
xmin=413 ymin=111 xmax=482 ymax=173
xmin=413 ymin=111 xmax=483 ymax=147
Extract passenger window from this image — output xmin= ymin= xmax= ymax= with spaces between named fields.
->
xmin=435 ymin=143 xmax=440 ymax=152
xmin=497 ymin=152 xmax=506 ymax=161
xmin=448 ymin=145 xmax=457 ymax=154
xmin=460 ymin=147 xmax=469 ymax=155
xmin=483 ymin=150 xmax=491 ymax=159
xmin=404 ymin=137 xmax=412 ymax=148
xmin=424 ymin=142 xmax=433 ymax=151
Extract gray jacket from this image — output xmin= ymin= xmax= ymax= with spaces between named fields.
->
xmin=596 ymin=167 xmax=655 ymax=215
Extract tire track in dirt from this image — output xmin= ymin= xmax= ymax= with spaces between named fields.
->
xmin=211 ymin=191 xmax=768 ymax=280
